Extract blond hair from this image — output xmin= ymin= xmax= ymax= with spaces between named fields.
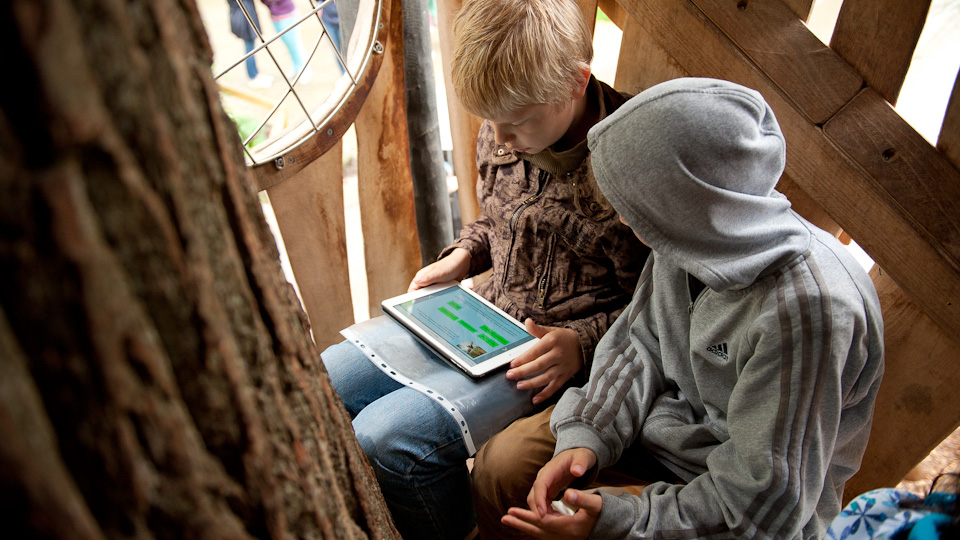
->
xmin=452 ymin=0 xmax=593 ymax=120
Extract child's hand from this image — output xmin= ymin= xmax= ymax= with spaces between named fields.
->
xmin=501 ymin=448 xmax=601 ymax=539
xmin=408 ymin=248 xmax=471 ymax=291
xmin=506 ymin=320 xmax=584 ymax=404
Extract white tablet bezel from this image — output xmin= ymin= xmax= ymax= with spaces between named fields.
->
xmin=380 ymin=281 xmax=539 ymax=378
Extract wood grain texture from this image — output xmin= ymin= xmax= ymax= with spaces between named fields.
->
xmin=266 ymin=144 xmax=353 ymax=350
xmin=356 ymin=0 xmax=422 ymax=317
xmin=575 ymin=0 xmax=599 ymax=34
xmin=846 ymin=267 xmax=960 ymax=500
xmin=691 ymin=0 xmax=862 ymax=124
xmin=938 ymin=74 xmax=960 ymax=167
xmin=780 ymin=0 xmax=814 ymax=21
xmin=831 ymin=0 xmax=933 ymax=105
xmin=824 ymin=89 xmax=960 ymax=271
xmin=599 ymin=0 xmax=629 ymax=27
xmin=614 ymin=15 xmax=687 ymax=95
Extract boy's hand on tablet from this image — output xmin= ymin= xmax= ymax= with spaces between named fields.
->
xmin=408 ymin=248 xmax=471 ymax=292
xmin=506 ymin=320 xmax=584 ymax=404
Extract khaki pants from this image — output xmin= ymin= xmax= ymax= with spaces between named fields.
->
xmin=470 ymin=405 xmax=681 ymax=539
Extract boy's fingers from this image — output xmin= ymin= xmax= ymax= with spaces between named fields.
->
xmin=531 ymin=380 xmax=562 ymax=403
xmin=566 ymin=489 xmax=603 ymax=516
xmin=501 ymin=510 xmax=543 ymax=536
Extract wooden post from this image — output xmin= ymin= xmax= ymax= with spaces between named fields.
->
xmin=356 ymin=0 xmax=422 ymax=317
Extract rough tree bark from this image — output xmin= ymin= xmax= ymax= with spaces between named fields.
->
xmin=0 ymin=0 xmax=399 ymax=538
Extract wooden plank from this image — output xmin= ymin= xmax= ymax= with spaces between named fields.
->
xmin=575 ymin=0 xmax=600 ymax=34
xmin=614 ymin=15 xmax=687 ymax=94
xmin=265 ymin=142 xmax=354 ymax=350
xmin=598 ymin=0 xmax=628 ymax=27
xmin=824 ymin=89 xmax=960 ymax=270
xmin=845 ymin=267 xmax=960 ymax=499
xmin=437 ymin=0 xmax=483 ymax=226
xmin=691 ymin=0 xmax=862 ymax=124
xmin=938 ymin=74 xmax=960 ymax=167
xmin=614 ymin=0 xmax=960 ymax=347
xmin=831 ymin=0 xmax=932 ymax=105
xmin=780 ymin=0 xmax=814 ymax=21
xmin=355 ymin=0 xmax=422 ymax=317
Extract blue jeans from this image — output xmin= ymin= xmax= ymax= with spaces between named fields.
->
xmin=243 ymin=39 xmax=259 ymax=79
xmin=322 ymin=341 xmax=475 ymax=540
xmin=271 ymin=15 xmax=307 ymax=74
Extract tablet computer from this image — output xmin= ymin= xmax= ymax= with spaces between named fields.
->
xmin=380 ymin=282 xmax=539 ymax=378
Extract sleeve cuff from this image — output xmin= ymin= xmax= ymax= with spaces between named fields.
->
xmin=589 ymin=492 xmax=639 ymax=539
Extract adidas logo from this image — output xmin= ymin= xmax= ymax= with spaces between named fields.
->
xmin=706 ymin=342 xmax=729 ymax=360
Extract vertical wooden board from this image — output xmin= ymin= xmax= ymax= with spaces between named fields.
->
xmin=575 ymin=0 xmax=600 ymax=34
xmin=614 ymin=16 xmax=687 ymax=95
xmin=355 ymin=0 xmax=422 ymax=317
xmin=265 ymin=142 xmax=354 ymax=350
xmin=938 ymin=74 xmax=960 ymax=167
xmin=824 ymin=89 xmax=960 ymax=268
xmin=831 ymin=0 xmax=932 ymax=105
xmin=437 ymin=0 xmax=483 ymax=227
xmin=691 ymin=0 xmax=862 ymax=124
xmin=846 ymin=267 xmax=960 ymax=500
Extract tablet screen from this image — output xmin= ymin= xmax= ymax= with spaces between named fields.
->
xmin=390 ymin=286 xmax=535 ymax=367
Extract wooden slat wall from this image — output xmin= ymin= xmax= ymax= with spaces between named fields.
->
xmin=435 ymin=0 xmax=960 ymax=496
xmin=252 ymin=0 xmax=420 ymax=350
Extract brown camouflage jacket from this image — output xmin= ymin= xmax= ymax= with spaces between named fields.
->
xmin=439 ymin=78 xmax=650 ymax=373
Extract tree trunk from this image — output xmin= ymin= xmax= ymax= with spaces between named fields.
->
xmin=0 ymin=1 xmax=399 ymax=538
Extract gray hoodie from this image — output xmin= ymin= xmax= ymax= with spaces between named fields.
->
xmin=550 ymin=78 xmax=885 ymax=539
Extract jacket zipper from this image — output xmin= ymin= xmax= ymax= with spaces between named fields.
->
xmin=501 ymin=169 xmax=551 ymax=288
xmin=537 ymin=235 xmax=557 ymax=308
xmin=688 ymin=274 xmax=707 ymax=314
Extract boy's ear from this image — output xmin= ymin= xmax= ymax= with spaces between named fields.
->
xmin=572 ymin=67 xmax=592 ymax=100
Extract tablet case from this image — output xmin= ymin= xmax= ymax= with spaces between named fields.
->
xmin=340 ymin=315 xmax=536 ymax=455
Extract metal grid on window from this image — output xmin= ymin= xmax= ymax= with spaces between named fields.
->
xmin=211 ymin=0 xmax=381 ymax=166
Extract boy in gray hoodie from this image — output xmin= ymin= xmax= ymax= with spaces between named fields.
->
xmin=471 ymin=78 xmax=885 ymax=539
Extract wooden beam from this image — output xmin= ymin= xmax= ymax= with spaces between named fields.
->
xmin=437 ymin=0 xmax=483 ymax=226
xmin=691 ymin=0 xmax=862 ymax=124
xmin=355 ymin=0 xmax=422 ymax=317
xmin=831 ymin=0 xmax=932 ymax=105
xmin=265 ymin=143 xmax=354 ymax=350
xmin=614 ymin=15 xmax=687 ymax=94
xmin=938 ymin=74 xmax=960 ymax=167
xmin=575 ymin=0 xmax=599 ymax=34
xmin=780 ymin=0 xmax=814 ymax=21
xmin=824 ymin=89 xmax=960 ymax=268
xmin=598 ymin=0 xmax=628 ymax=27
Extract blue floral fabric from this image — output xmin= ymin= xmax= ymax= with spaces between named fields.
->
xmin=827 ymin=488 xmax=955 ymax=540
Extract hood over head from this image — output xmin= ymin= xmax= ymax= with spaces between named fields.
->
xmin=588 ymin=78 xmax=809 ymax=291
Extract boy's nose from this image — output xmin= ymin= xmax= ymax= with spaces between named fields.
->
xmin=492 ymin=124 xmax=514 ymax=145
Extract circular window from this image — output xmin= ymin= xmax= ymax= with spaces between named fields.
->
xmin=202 ymin=0 xmax=384 ymax=166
